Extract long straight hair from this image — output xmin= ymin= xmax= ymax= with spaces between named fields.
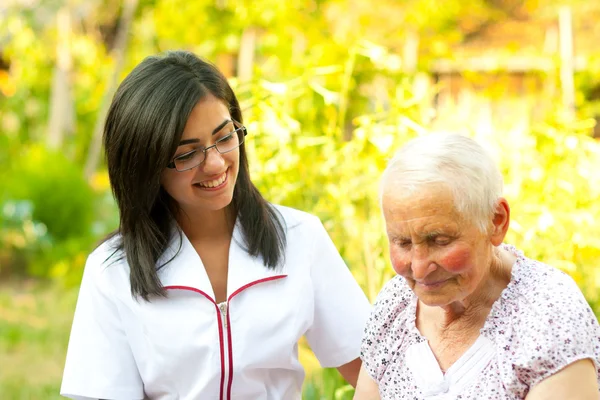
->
xmin=103 ymin=50 xmax=286 ymax=300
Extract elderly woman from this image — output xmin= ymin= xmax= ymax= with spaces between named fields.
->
xmin=354 ymin=134 xmax=600 ymax=399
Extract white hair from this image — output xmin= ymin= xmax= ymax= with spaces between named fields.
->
xmin=380 ymin=133 xmax=504 ymax=232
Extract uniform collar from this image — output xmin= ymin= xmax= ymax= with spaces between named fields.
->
xmin=156 ymin=220 xmax=287 ymax=302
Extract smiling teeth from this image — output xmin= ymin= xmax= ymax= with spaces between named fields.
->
xmin=199 ymin=173 xmax=226 ymax=188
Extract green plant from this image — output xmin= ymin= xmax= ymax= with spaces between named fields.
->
xmin=303 ymin=368 xmax=354 ymax=400
xmin=1 ymin=145 xmax=97 ymax=278
xmin=0 ymin=200 xmax=51 ymax=278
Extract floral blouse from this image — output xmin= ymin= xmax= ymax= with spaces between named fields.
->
xmin=361 ymin=244 xmax=600 ymax=399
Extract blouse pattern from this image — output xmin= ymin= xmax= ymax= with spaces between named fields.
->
xmin=360 ymin=244 xmax=600 ymax=399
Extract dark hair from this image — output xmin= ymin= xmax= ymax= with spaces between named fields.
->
xmin=103 ymin=50 xmax=286 ymax=300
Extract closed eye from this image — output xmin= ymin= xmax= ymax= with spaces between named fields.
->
xmin=428 ymin=235 xmax=452 ymax=246
xmin=175 ymin=149 xmax=198 ymax=161
xmin=393 ymin=238 xmax=412 ymax=248
xmin=217 ymin=132 xmax=235 ymax=143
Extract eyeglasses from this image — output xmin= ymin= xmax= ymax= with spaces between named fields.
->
xmin=167 ymin=120 xmax=247 ymax=172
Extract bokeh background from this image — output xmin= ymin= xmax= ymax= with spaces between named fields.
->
xmin=1 ymin=0 xmax=600 ymax=398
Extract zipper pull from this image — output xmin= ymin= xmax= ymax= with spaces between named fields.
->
xmin=219 ymin=302 xmax=228 ymax=329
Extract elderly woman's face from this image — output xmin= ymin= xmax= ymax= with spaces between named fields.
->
xmin=382 ymin=186 xmax=494 ymax=307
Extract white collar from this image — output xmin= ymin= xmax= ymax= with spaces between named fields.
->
xmin=156 ymin=220 xmax=288 ymax=302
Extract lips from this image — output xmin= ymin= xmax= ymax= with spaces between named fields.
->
xmin=416 ymin=279 xmax=449 ymax=289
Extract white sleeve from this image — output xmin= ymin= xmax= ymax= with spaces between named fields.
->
xmin=60 ymin=251 xmax=144 ymax=400
xmin=304 ymin=217 xmax=371 ymax=368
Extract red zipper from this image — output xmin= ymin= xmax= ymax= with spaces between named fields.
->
xmin=224 ymin=275 xmax=287 ymax=398
xmin=164 ymin=286 xmax=226 ymax=400
xmin=165 ymin=274 xmax=287 ymax=400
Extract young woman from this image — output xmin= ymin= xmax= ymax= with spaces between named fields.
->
xmin=61 ymin=50 xmax=370 ymax=400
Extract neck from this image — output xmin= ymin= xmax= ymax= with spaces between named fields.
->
xmin=177 ymin=205 xmax=235 ymax=242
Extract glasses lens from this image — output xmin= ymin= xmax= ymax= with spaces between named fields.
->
xmin=172 ymin=123 xmax=245 ymax=171
xmin=216 ymin=127 xmax=244 ymax=154
xmin=175 ymin=150 xmax=204 ymax=171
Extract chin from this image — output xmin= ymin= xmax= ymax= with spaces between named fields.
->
xmin=205 ymin=196 xmax=234 ymax=212
xmin=413 ymin=288 xmax=460 ymax=308
xmin=180 ymin=192 xmax=233 ymax=214
xmin=418 ymin=296 xmax=454 ymax=308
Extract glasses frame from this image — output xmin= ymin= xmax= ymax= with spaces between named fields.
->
xmin=167 ymin=120 xmax=247 ymax=172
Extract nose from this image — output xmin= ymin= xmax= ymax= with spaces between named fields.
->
xmin=202 ymin=146 xmax=225 ymax=172
xmin=410 ymin=245 xmax=437 ymax=281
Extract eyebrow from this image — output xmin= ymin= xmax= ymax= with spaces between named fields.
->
xmin=393 ymin=231 xmax=449 ymax=241
xmin=178 ymin=119 xmax=232 ymax=146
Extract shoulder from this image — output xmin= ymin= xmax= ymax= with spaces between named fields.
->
xmin=363 ymin=275 xmax=414 ymax=345
xmin=270 ymin=205 xmax=348 ymax=273
xmin=365 ymin=275 xmax=415 ymax=339
xmin=505 ymin=246 xmax=593 ymax=327
xmin=494 ymin=245 xmax=600 ymax=388
xmin=271 ymin=204 xmax=320 ymax=228
xmin=361 ymin=275 xmax=416 ymax=380
xmin=88 ymin=234 xmax=122 ymax=264
xmin=270 ymin=204 xmax=326 ymax=243
xmin=82 ymin=234 xmax=131 ymax=296
xmin=371 ymin=275 xmax=414 ymax=315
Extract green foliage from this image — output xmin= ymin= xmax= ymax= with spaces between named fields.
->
xmin=0 ymin=283 xmax=77 ymax=400
xmin=0 ymin=200 xmax=49 ymax=277
xmin=1 ymin=0 xmax=600 ymax=397
xmin=240 ymin=68 xmax=422 ymax=300
xmin=499 ymin=114 xmax=600 ymax=311
xmin=1 ymin=145 xmax=97 ymax=278
xmin=3 ymin=145 xmax=96 ymax=241
xmin=303 ymin=368 xmax=354 ymax=400
xmin=0 ymin=10 xmax=53 ymax=144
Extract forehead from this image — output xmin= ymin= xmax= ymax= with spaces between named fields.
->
xmin=181 ymin=95 xmax=231 ymax=141
xmin=381 ymin=186 xmax=462 ymax=229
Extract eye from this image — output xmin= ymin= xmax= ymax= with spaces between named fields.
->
xmin=432 ymin=236 xmax=452 ymax=246
xmin=175 ymin=149 xmax=197 ymax=161
xmin=218 ymin=132 xmax=235 ymax=142
xmin=393 ymin=238 xmax=412 ymax=248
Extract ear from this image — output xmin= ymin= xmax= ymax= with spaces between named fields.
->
xmin=490 ymin=197 xmax=510 ymax=246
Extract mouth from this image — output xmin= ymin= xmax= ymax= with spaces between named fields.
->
xmin=415 ymin=279 xmax=449 ymax=290
xmin=194 ymin=170 xmax=228 ymax=191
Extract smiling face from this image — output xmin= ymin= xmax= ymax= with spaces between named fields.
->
xmin=382 ymin=185 xmax=496 ymax=307
xmin=160 ymin=94 xmax=240 ymax=216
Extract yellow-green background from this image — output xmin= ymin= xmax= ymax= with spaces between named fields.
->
xmin=1 ymin=0 xmax=600 ymax=399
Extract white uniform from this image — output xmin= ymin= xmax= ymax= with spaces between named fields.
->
xmin=61 ymin=205 xmax=371 ymax=399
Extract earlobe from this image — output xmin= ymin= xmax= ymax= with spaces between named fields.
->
xmin=490 ymin=198 xmax=510 ymax=246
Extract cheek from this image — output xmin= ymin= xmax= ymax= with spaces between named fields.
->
xmin=226 ymin=151 xmax=241 ymax=173
xmin=439 ymin=245 xmax=474 ymax=274
xmin=231 ymin=154 xmax=241 ymax=175
xmin=161 ymin=171 xmax=192 ymax=197
xmin=389 ymin=246 xmax=410 ymax=276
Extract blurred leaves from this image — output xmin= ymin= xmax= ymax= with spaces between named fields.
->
xmin=1 ymin=0 xmax=600 ymax=397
